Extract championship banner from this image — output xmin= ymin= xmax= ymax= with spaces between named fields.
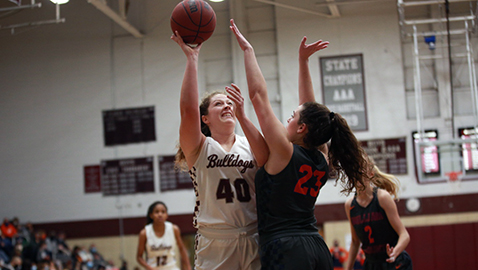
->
xmin=320 ymin=54 xmax=368 ymax=131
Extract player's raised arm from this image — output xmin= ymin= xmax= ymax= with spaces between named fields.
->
xmin=298 ymin=36 xmax=329 ymax=105
xmin=171 ymin=31 xmax=205 ymax=168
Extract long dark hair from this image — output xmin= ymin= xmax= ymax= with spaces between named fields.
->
xmin=175 ymin=90 xmax=227 ymax=171
xmin=146 ymin=201 xmax=167 ymax=225
xmin=299 ymin=102 xmax=367 ymax=195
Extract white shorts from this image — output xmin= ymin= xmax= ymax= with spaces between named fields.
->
xmin=194 ymin=224 xmax=260 ymax=270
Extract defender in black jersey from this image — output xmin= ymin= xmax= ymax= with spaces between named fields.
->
xmin=231 ymin=20 xmax=369 ymax=270
xmin=344 ymin=157 xmax=412 ymax=270
xmin=256 ymin=145 xmax=331 ymax=269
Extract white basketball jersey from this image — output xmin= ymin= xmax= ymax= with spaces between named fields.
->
xmin=145 ymin=222 xmax=179 ymax=270
xmin=190 ymin=135 xmax=258 ymax=229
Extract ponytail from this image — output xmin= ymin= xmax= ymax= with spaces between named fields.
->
xmin=327 ymin=112 xmax=367 ymax=196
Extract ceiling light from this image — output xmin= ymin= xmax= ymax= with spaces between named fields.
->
xmin=209 ymin=0 xmax=224 ymax=2
xmin=50 ymin=0 xmax=69 ymax=4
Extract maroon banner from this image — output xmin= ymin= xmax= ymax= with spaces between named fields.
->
xmin=361 ymin=137 xmax=407 ymax=175
xmin=84 ymin=165 xmax=101 ymax=193
xmin=101 ymin=156 xmax=155 ymax=196
xmin=158 ymin=155 xmax=193 ymax=191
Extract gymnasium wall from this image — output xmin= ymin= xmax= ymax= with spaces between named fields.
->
xmin=1 ymin=1 xmax=478 ymax=266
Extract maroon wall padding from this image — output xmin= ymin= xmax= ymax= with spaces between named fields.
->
xmin=34 ymin=214 xmax=195 ymax=239
xmin=314 ymin=192 xmax=478 ymax=223
xmin=33 ymin=193 xmax=478 ymax=239
xmin=407 ymin=222 xmax=478 ymax=270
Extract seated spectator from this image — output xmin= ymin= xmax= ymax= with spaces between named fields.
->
xmin=70 ymin=246 xmax=83 ymax=270
xmin=119 ymin=260 xmax=127 ymax=270
xmin=21 ymin=258 xmax=33 ymax=270
xmin=45 ymin=231 xmax=58 ymax=261
xmin=354 ymin=248 xmax=365 ymax=270
xmin=22 ymin=230 xmax=43 ymax=264
xmin=1 ymin=219 xmax=17 ymax=241
xmin=16 ymin=222 xmax=34 ymax=247
xmin=9 ymin=256 xmax=22 ymax=270
xmin=36 ymin=242 xmax=52 ymax=263
xmin=78 ymin=246 xmax=93 ymax=269
xmin=105 ymin=260 xmax=118 ymax=270
xmin=57 ymin=232 xmax=69 ymax=254
xmin=56 ymin=232 xmax=71 ymax=266
xmin=0 ymin=231 xmax=13 ymax=263
xmin=330 ymin=239 xmax=348 ymax=270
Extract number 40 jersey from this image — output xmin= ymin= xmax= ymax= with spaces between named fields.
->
xmin=189 ymin=135 xmax=258 ymax=230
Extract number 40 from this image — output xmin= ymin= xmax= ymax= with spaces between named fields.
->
xmin=216 ymin=178 xmax=251 ymax=203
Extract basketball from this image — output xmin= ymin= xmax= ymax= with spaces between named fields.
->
xmin=170 ymin=0 xmax=216 ymax=45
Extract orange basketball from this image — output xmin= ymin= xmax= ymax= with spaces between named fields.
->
xmin=170 ymin=0 xmax=216 ymax=44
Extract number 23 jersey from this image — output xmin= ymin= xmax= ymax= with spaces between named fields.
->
xmin=255 ymin=144 xmax=328 ymax=242
xmin=189 ymin=135 xmax=258 ymax=229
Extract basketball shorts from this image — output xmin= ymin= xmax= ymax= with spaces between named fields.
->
xmin=259 ymin=234 xmax=333 ymax=270
xmin=363 ymin=251 xmax=412 ymax=270
xmin=194 ymin=224 xmax=260 ymax=270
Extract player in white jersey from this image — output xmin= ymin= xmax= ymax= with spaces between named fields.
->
xmin=136 ymin=202 xmax=191 ymax=270
xmin=171 ymin=30 xmax=269 ymax=270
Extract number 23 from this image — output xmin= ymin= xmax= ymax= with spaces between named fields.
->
xmin=294 ymin=164 xmax=325 ymax=197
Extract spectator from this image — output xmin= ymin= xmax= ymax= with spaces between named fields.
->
xmin=70 ymin=246 xmax=83 ymax=270
xmin=78 ymin=246 xmax=93 ymax=270
xmin=56 ymin=232 xmax=71 ymax=266
xmin=45 ymin=231 xmax=59 ymax=260
xmin=119 ymin=260 xmax=127 ymax=270
xmin=21 ymin=258 xmax=33 ymax=270
xmin=330 ymin=240 xmax=348 ymax=270
xmin=0 ymin=231 xmax=13 ymax=263
xmin=16 ymin=222 xmax=34 ymax=247
xmin=88 ymin=245 xmax=103 ymax=262
xmin=1 ymin=219 xmax=17 ymax=240
xmin=9 ymin=256 xmax=22 ymax=270
xmin=105 ymin=260 xmax=118 ymax=270
xmin=22 ymin=230 xmax=43 ymax=264
xmin=36 ymin=241 xmax=52 ymax=263
xmin=352 ymin=249 xmax=365 ymax=270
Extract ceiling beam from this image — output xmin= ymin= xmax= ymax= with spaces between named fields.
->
xmin=87 ymin=0 xmax=143 ymax=38
xmin=253 ymin=0 xmax=337 ymax=18
xmin=326 ymin=0 xmax=341 ymax=17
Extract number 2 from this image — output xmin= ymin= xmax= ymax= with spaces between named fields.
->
xmin=294 ymin=164 xmax=325 ymax=197
xmin=364 ymin=225 xmax=375 ymax=244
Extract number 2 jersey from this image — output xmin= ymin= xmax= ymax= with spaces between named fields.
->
xmin=349 ymin=189 xmax=399 ymax=262
xmin=145 ymin=221 xmax=179 ymax=270
xmin=189 ymin=135 xmax=258 ymax=230
xmin=255 ymin=144 xmax=329 ymax=244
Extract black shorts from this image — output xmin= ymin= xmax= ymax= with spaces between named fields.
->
xmin=259 ymin=234 xmax=333 ymax=270
xmin=363 ymin=251 xmax=412 ymax=270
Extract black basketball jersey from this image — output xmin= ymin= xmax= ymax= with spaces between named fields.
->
xmin=349 ymin=189 xmax=399 ymax=262
xmin=255 ymin=144 xmax=329 ymax=245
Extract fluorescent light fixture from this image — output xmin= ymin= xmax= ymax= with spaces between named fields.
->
xmin=209 ymin=0 xmax=224 ymax=2
xmin=50 ymin=0 xmax=69 ymax=4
